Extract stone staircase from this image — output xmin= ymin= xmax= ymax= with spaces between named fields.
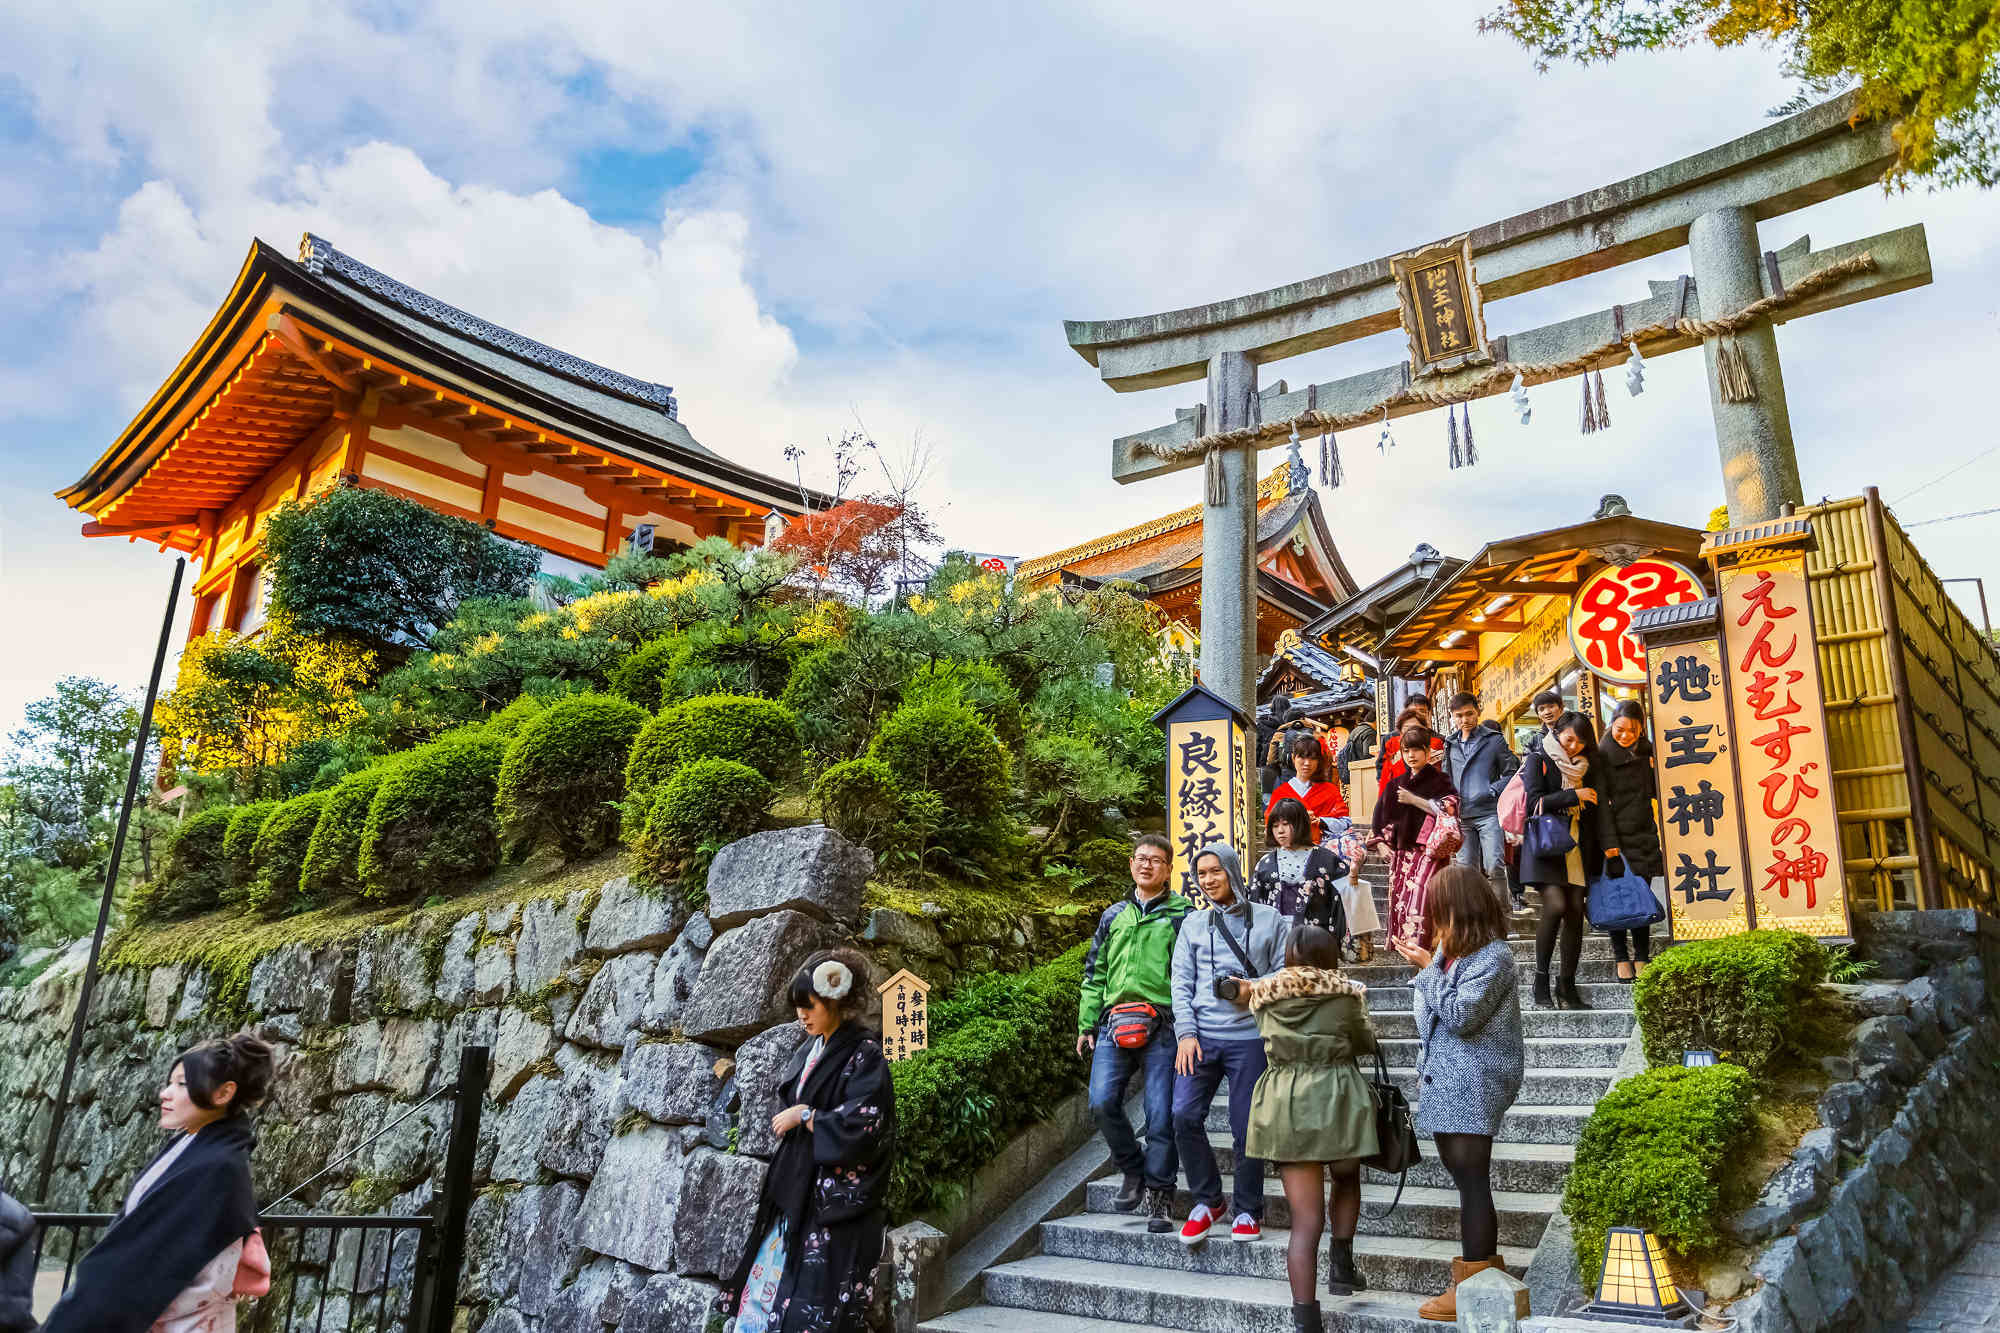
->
xmin=923 ymin=869 xmax=1639 ymax=1333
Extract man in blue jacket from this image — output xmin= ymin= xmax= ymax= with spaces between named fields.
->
xmin=1445 ymin=692 xmax=1521 ymax=911
xmin=1169 ymin=842 xmax=1290 ymax=1246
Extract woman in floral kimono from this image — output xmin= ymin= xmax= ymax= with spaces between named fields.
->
xmin=1369 ymin=726 xmax=1458 ymax=952
xmin=43 ymin=1034 xmax=273 ymax=1333
xmin=722 ymin=949 xmax=897 ymax=1333
xmin=1250 ymin=797 xmax=1379 ymax=962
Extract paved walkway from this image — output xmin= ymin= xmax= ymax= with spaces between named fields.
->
xmin=1900 ymin=1210 xmax=2000 ymax=1329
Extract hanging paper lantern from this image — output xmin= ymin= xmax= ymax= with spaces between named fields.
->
xmin=1510 ymin=372 xmax=1532 ymax=425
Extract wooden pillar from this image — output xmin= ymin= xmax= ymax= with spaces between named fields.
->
xmin=1201 ymin=351 xmax=1259 ymax=721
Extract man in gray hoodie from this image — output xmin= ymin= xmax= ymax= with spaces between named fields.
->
xmin=1169 ymin=842 xmax=1291 ymax=1246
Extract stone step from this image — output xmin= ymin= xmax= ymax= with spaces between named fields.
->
xmin=1088 ymin=1135 xmax=1576 ymax=1197
xmin=1365 ymin=983 xmax=1629 ymax=1013
xmin=1075 ymin=1178 xmax=1559 ymax=1247
xmin=976 ymin=1252 xmax=1517 ymax=1332
xmin=1348 ymin=958 xmax=1631 ymax=986
xmin=922 ymin=1310 xmax=1184 ymax=1333
xmin=1368 ymin=1008 xmax=1635 ymax=1040
xmin=1378 ymin=1035 xmax=1628 ymax=1069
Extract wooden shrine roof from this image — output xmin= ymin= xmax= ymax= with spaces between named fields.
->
xmin=1018 ymin=465 xmax=1292 ymax=580
xmin=60 ymin=234 xmax=819 ymax=552
xmin=1377 ymin=514 xmax=1706 ymax=669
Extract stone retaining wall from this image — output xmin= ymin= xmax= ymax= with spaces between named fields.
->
xmin=0 ymin=826 xmax=1082 ymax=1333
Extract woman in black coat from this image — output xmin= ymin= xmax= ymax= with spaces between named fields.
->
xmin=1518 ymin=712 xmax=1609 ymax=1011
xmin=721 ymin=949 xmax=897 ymax=1333
xmin=1596 ymin=700 xmax=1665 ymax=981
xmin=42 ymin=1034 xmax=273 ymax=1333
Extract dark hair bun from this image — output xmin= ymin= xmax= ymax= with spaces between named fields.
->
xmin=175 ymin=1032 xmax=275 ymax=1114
xmin=227 ymin=1033 xmax=275 ymax=1109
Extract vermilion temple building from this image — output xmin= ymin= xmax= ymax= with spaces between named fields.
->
xmin=59 ymin=234 xmax=812 ymax=637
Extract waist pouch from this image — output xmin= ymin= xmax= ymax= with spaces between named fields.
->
xmin=1107 ymin=1001 xmax=1162 ymax=1049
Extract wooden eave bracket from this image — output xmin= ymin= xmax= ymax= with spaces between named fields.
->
xmin=267 ymin=313 xmax=361 ymax=392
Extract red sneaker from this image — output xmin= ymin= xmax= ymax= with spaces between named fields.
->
xmin=1231 ymin=1214 xmax=1261 ymax=1243
xmin=1178 ymin=1205 xmax=1214 ymax=1246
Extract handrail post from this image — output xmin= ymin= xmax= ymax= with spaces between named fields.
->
xmin=424 ymin=1045 xmax=488 ymax=1333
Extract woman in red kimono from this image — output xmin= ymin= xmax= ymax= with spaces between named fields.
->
xmin=1376 ymin=701 xmax=1445 ymax=795
xmin=1370 ymin=726 xmax=1458 ymax=951
xmin=1264 ymin=733 xmax=1349 ymax=842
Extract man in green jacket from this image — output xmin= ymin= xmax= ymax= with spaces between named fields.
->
xmin=1078 ymin=832 xmax=1192 ymax=1232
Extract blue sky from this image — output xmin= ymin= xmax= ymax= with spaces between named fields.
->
xmin=2 ymin=1 xmax=1997 ymax=734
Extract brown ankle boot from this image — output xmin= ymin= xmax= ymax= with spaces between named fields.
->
xmin=1418 ymin=1256 xmax=1506 ymax=1322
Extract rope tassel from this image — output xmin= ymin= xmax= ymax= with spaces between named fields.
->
xmin=1594 ymin=368 xmax=1611 ymax=430
xmin=1579 ymin=376 xmax=1601 ymax=435
xmin=1461 ymin=403 xmax=1477 ymax=467
xmin=1448 ymin=405 xmax=1462 ymax=469
xmin=1205 ymin=447 xmax=1227 ymax=506
xmin=1717 ymin=336 xmax=1757 ymax=402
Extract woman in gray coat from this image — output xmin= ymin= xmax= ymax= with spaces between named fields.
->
xmin=1392 ymin=865 xmax=1526 ymax=1322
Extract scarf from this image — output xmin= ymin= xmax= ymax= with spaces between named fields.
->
xmin=1541 ymin=732 xmax=1588 ymax=788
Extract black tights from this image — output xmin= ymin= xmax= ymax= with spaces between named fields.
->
xmin=1279 ymin=1160 xmax=1361 ymax=1303
xmin=1434 ymin=1132 xmax=1498 ymax=1261
xmin=1534 ymin=883 xmax=1585 ymax=982
xmin=1609 ymin=926 xmax=1652 ymax=963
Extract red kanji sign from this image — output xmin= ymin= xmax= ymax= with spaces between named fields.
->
xmin=1567 ymin=559 xmax=1705 ymax=684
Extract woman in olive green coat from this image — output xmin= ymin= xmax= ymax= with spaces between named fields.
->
xmin=1223 ymin=925 xmax=1378 ymax=1333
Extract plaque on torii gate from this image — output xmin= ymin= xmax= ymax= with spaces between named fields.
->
xmin=1064 ymin=94 xmax=1932 ymax=721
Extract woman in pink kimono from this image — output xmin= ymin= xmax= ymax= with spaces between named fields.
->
xmin=1369 ymin=726 xmax=1459 ymax=952
xmin=43 ymin=1034 xmax=273 ymax=1333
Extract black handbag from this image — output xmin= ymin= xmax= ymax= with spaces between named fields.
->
xmin=1360 ymin=1045 xmax=1421 ymax=1218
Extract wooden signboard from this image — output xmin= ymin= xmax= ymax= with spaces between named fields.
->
xmin=1720 ymin=556 xmax=1852 ymax=939
xmin=1153 ymin=684 xmax=1256 ymax=904
xmin=877 ymin=968 xmax=931 ymax=1062
xmin=1568 ymin=559 xmax=1707 ymax=685
xmin=1389 ymin=234 xmax=1493 ymax=378
xmin=1474 ymin=596 xmax=1573 ymax=719
xmin=1645 ymin=636 xmax=1753 ymax=940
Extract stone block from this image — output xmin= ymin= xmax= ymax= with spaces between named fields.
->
xmin=620 ymin=1041 xmax=726 ymax=1125
xmin=432 ymin=912 xmax=482 ymax=1008
xmin=1851 ymin=1014 xmax=1922 ymax=1086
xmin=300 ymin=945 xmax=351 ymax=1026
xmin=863 ymin=907 xmax=944 ymax=956
xmin=492 ymin=1071 xmax=562 ymax=1182
xmin=680 ymin=911 xmax=834 ymax=1045
xmin=173 ymin=968 xmax=212 ymax=1024
xmin=355 ymin=927 xmax=429 ymax=1016
xmin=1456 ymin=1265 xmax=1530 ymax=1325
xmin=732 ymin=1021 xmax=809 ymax=1158
xmin=517 ymin=894 xmax=584 ymax=993
xmin=538 ymin=1258 xmax=626 ymax=1332
xmin=491 ymin=1008 xmax=556 ymax=1100
xmin=884 ymin=1222 xmax=950 ymax=1333
xmin=638 ymin=933 xmax=704 ymax=1034
xmin=538 ymin=1054 xmax=619 ymax=1179
xmin=501 ymin=1181 xmax=584 ymax=1315
xmin=1727 ymin=1134 xmax=1834 ymax=1244
xmin=682 ymin=912 xmax=715 ymax=951
xmin=583 ymin=876 xmax=685 ymax=954
xmin=143 ymin=967 xmax=182 ymax=1028
xmin=576 ymin=1125 xmax=685 ymax=1273
xmin=1932 ymin=957 xmax=1987 ymax=1030
xmin=1752 ymin=1235 xmax=1822 ymax=1332
xmin=624 ymin=1274 xmax=721 ymax=1332
xmin=705 ymin=826 xmax=872 ymax=930
xmin=566 ymin=952 xmax=655 ymax=1050
xmin=671 ymin=1148 xmax=767 ymax=1278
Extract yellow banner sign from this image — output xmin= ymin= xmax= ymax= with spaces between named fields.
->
xmin=1646 ymin=637 xmax=1752 ymax=940
xmin=1475 ymin=596 xmax=1574 ymax=719
xmin=876 ymin=968 xmax=931 ymax=1062
xmin=1166 ymin=716 xmax=1253 ymax=904
xmin=1720 ymin=556 xmax=1852 ymax=939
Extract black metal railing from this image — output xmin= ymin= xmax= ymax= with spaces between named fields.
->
xmin=32 ymin=1046 xmax=487 ymax=1333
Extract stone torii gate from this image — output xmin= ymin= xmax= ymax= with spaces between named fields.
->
xmin=1064 ymin=95 xmax=1932 ymax=718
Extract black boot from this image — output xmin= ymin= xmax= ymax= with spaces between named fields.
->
xmin=1532 ymin=971 xmax=1552 ymax=1008
xmin=1112 ymin=1173 xmax=1143 ymax=1212
xmin=1327 ymin=1238 xmax=1366 ymax=1295
xmin=1292 ymin=1300 xmax=1325 ymax=1333
xmin=1145 ymin=1186 xmax=1174 ymax=1233
xmin=1559 ymin=977 xmax=1592 ymax=1011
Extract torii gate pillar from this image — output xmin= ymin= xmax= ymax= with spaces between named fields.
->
xmin=1201 ymin=351 xmax=1260 ymax=717
xmin=1690 ymin=205 xmax=1804 ymax=523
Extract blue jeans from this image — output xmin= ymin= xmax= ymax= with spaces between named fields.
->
xmin=1172 ymin=1037 xmax=1268 ymax=1219
xmin=1089 ymin=1019 xmax=1179 ymax=1190
xmin=1456 ymin=808 xmax=1511 ymax=903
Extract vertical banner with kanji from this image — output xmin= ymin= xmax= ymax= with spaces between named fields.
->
xmin=1720 ymin=556 xmax=1852 ymax=938
xmin=1645 ymin=636 xmax=1753 ymax=940
xmin=1153 ymin=684 xmax=1256 ymax=905
xmin=876 ymin=968 xmax=931 ymax=1062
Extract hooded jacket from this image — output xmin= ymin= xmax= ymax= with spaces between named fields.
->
xmin=1170 ymin=844 xmax=1290 ymax=1043
xmin=0 ymin=1188 xmax=35 ymax=1333
xmin=1078 ymin=886 xmax=1192 ymax=1033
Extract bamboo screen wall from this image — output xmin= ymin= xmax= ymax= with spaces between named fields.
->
xmin=1802 ymin=492 xmax=2000 ymax=915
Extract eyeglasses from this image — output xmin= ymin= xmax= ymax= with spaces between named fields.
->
xmin=1132 ymin=854 xmax=1169 ymax=867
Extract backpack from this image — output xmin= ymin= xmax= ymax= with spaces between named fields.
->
xmin=1497 ymin=767 xmax=1528 ymax=837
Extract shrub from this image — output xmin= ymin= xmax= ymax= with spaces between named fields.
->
xmin=814 ymin=757 xmax=935 ymax=870
xmin=660 ymin=621 xmax=807 ymax=702
xmin=300 ymin=765 xmax=395 ymax=903
xmin=484 ymin=694 xmax=548 ymax=739
xmin=609 ymin=637 xmax=685 ymax=709
xmin=623 ymin=695 xmax=800 ymax=838
xmin=634 ymin=757 xmax=773 ymax=884
xmin=1563 ymin=1064 xmax=1757 ymax=1282
xmin=1634 ymin=929 xmax=1831 ymax=1073
xmin=359 ymin=730 xmax=510 ymax=900
xmin=904 ymin=660 xmax=1024 ymax=748
xmin=220 ymin=800 xmax=280 ymax=904
xmin=245 ymin=791 xmax=330 ymax=915
xmin=869 ymin=699 xmax=1012 ymax=857
xmin=782 ymin=640 xmax=911 ymax=764
xmin=888 ymin=944 xmax=1088 ymax=1218
xmin=143 ymin=806 xmax=235 ymax=920
xmin=497 ymin=693 xmax=650 ymax=860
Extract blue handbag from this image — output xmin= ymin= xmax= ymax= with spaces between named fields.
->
xmin=1587 ymin=856 xmax=1666 ymax=930
xmin=1522 ymin=798 xmax=1575 ymax=864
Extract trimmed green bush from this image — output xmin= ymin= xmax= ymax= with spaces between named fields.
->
xmin=220 ymin=801 xmax=280 ymax=904
xmin=145 ymin=806 xmax=236 ymax=920
xmin=1563 ymin=1064 xmax=1757 ymax=1282
xmin=814 ymin=757 xmax=935 ymax=869
xmin=623 ymin=695 xmax=800 ymax=838
xmin=634 ymin=757 xmax=773 ymax=883
xmin=1635 ymin=929 xmax=1831 ymax=1073
xmin=300 ymin=765 xmax=395 ymax=903
xmin=889 ymin=944 xmax=1088 ymax=1218
xmin=497 ymin=692 xmax=649 ymax=860
xmin=869 ymin=699 xmax=1011 ymax=856
xmin=609 ymin=636 xmax=685 ymax=709
xmin=905 ymin=660 xmax=1024 ymax=748
xmin=359 ymin=730 xmax=509 ymax=900
xmin=245 ymin=791 xmax=330 ymax=915
xmin=781 ymin=641 xmax=911 ymax=763
xmin=484 ymin=694 xmax=548 ymax=738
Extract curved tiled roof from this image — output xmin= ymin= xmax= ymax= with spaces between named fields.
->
xmin=297 ymin=233 xmax=678 ymax=418
xmin=1018 ymin=464 xmax=1291 ymax=579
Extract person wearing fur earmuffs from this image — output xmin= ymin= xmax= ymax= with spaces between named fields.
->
xmin=719 ymin=949 xmax=897 ymax=1333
